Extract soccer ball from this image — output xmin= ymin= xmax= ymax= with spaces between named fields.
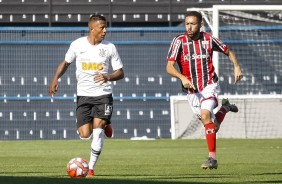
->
xmin=66 ymin=157 xmax=89 ymax=178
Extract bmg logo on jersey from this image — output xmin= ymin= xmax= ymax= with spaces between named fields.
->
xmin=81 ymin=62 xmax=103 ymax=71
xmin=104 ymin=104 xmax=113 ymax=115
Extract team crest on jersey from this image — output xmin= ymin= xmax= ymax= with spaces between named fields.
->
xmin=99 ymin=49 xmax=107 ymax=57
xmin=105 ymin=104 xmax=113 ymax=115
xmin=201 ymin=40 xmax=209 ymax=50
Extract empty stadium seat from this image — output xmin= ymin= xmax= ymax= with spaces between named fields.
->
xmin=0 ymin=0 xmax=281 ymax=26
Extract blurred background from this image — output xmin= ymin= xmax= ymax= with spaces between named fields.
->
xmin=0 ymin=0 xmax=282 ymax=140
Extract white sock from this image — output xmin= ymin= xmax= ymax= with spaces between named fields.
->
xmin=88 ymin=128 xmax=104 ymax=170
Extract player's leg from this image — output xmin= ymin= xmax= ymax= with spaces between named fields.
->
xmin=77 ymin=123 xmax=93 ymax=140
xmin=214 ymin=98 xmax=239 ymax=132
xmin=87 ymin=118 xmax=107 ymax=177
xmin=76 ymin=96 xmax=94 ymax=140
xmin=187 ymin=93 xmax=202 ymax=119
xmin=75 ymin=97 xmax=95 ymax=176
xmin=201 ymin=102 xmax=218 ymax=169
xmin=200 ymin=100 xmax=218 ymax=169
xmin=200 ymin=83 xmax=219 ymax=169
xmin=104 ymin=123 xmax=113 ymax=138
xmin=187 ymin=92 xmax=217 ymax=169
xmin=87 ymin=94 xmax=113 ymax=177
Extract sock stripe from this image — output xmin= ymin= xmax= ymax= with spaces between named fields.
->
xmin=91 ymin=148 xmax=101 ymax=156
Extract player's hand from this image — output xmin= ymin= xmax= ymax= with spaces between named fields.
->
xmin=181 ymin=77 xmax=196 ymax=90
xmin=48 ymin=80 xmax=59 ymax=97
xmin=234 ymin=65 xmax=243 ymax=84
xmin=94 ymin=72 xmax=109 ymax=84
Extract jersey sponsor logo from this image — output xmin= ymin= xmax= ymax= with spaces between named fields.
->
xmin=81 ymin=62 xmax=103 ymax=71
xmin=192 ymin=53 xmax=209 ymax=60
xmin=185 ymin=54 xmax=209 ymax=60
xmin=184 ymin=54 xmax=191 ymax=61
xmin=183 ymin=42 xmax=192 ymax=45
xmin=104 ymin=104 xmax=113 ymax=115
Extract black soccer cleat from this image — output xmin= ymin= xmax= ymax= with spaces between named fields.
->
xmin=222 ymin=98 xmax=238 ymax=113
xmin=201 ymin=157 xmax=218 ymax=170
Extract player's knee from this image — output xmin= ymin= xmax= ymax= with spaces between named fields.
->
xmin=78 ymin=131 xmax=92 ymax=140
xmin=201 ymin=113 xmax=209 ymax=122
xmin=79 ymin=135 xmax=92 ymax=140
xmin=200 ymin=110 xmax=212 ymax=123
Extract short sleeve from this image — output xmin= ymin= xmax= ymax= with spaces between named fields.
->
xmin=110 ymin=44 xmax=123 ymax=70
xmin=212 ymin=36 xmax=228 ymax=53
xmin=64 ymin=42 xmax=76 ymax=63
xmin=166 ymin=37 xmax=182 ymax=62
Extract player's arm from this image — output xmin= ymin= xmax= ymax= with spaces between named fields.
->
xmin=48 ymin=60 xmax=71 ymax=96
xmin=166 ymin=60 xmax=195 ymax=90
xmin=94 ymin=68 xmax=124 ymax=83
xmin=106 ymin=68 xmax=124 ymax=81
xmin=224 ymin=49 xmax=243 ymax=84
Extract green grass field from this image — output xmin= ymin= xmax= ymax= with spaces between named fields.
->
xmin=0 ymin=139 xmax=281 ymax=184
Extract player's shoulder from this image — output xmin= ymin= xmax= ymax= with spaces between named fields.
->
xmin=100 ymin=40 xmax=117 ymax=51
xmin=171 ymin=33 xmax=187 ymax=44
xmin=174 ymin=33 xmax=186 ymax=39
xmin=71 ymin=36 xmax=87 ymax=45
xmin=201 ymin=32 xmax=217 ymax=42
xmin=202 ymin=31 xmax=213 ymax=38
xmin=101 ymin=40 xmax=114 ymax=46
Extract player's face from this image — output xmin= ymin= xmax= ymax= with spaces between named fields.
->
xmin=89 ymin=20 xmax=107 ymax=43
xmin=185 ymin=16 xmax=202 ymax=40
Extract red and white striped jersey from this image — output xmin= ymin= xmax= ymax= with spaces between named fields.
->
xmin=167 ymin=32 xmax=228 ymax=93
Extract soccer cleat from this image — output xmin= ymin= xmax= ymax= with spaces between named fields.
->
xmin=222 ymin=98 xmax=238 ymax=113
xmin=201 ymin=157 xmax=218 ymax=170
xmin=86 ymin=169 xmax=94 ymax=178
xmin=104 ymin=124 xmax=113 ymax=138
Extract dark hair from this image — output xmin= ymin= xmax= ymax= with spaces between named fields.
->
xmin=186 ymin=11 xmax=202 ymax=23
xmin=89 ymin=14 xmax=106 ymax=23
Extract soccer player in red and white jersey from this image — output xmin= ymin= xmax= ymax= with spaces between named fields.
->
xmin=48 ymin=15 xmax=124 ymax=177
xmin=166 ymin=11 xmax=243 ymax=169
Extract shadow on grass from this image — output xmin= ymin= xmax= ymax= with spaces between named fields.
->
xmin=0 ymin=175 xmax=243 ymax=184
xmin=0 ymin=177 xmax=185 ymax=184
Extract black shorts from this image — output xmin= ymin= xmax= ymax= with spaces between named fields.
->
xmin=76 ymin=94 xmax=113 ymax=129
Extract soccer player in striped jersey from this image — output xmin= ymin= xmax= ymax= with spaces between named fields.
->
xmin=166 ymin=11 xmax=243 ymax=169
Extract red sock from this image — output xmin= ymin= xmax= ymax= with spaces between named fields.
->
xmin=205 ymin=123 xmax=216 ymax=156
xmin=215 ymin=106 xmax=228 ymax=124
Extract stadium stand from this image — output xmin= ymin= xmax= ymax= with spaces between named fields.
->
xmin=0 ymin=0 xmax=281 ymax=26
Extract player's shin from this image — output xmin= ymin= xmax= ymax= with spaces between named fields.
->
xmin=205 ymin=123 xmax=216 ymax=159
xmin=215 ymin=106 xmax=228 ymax=124
xmin=89 ymin=128 xmax=104 ymax=170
